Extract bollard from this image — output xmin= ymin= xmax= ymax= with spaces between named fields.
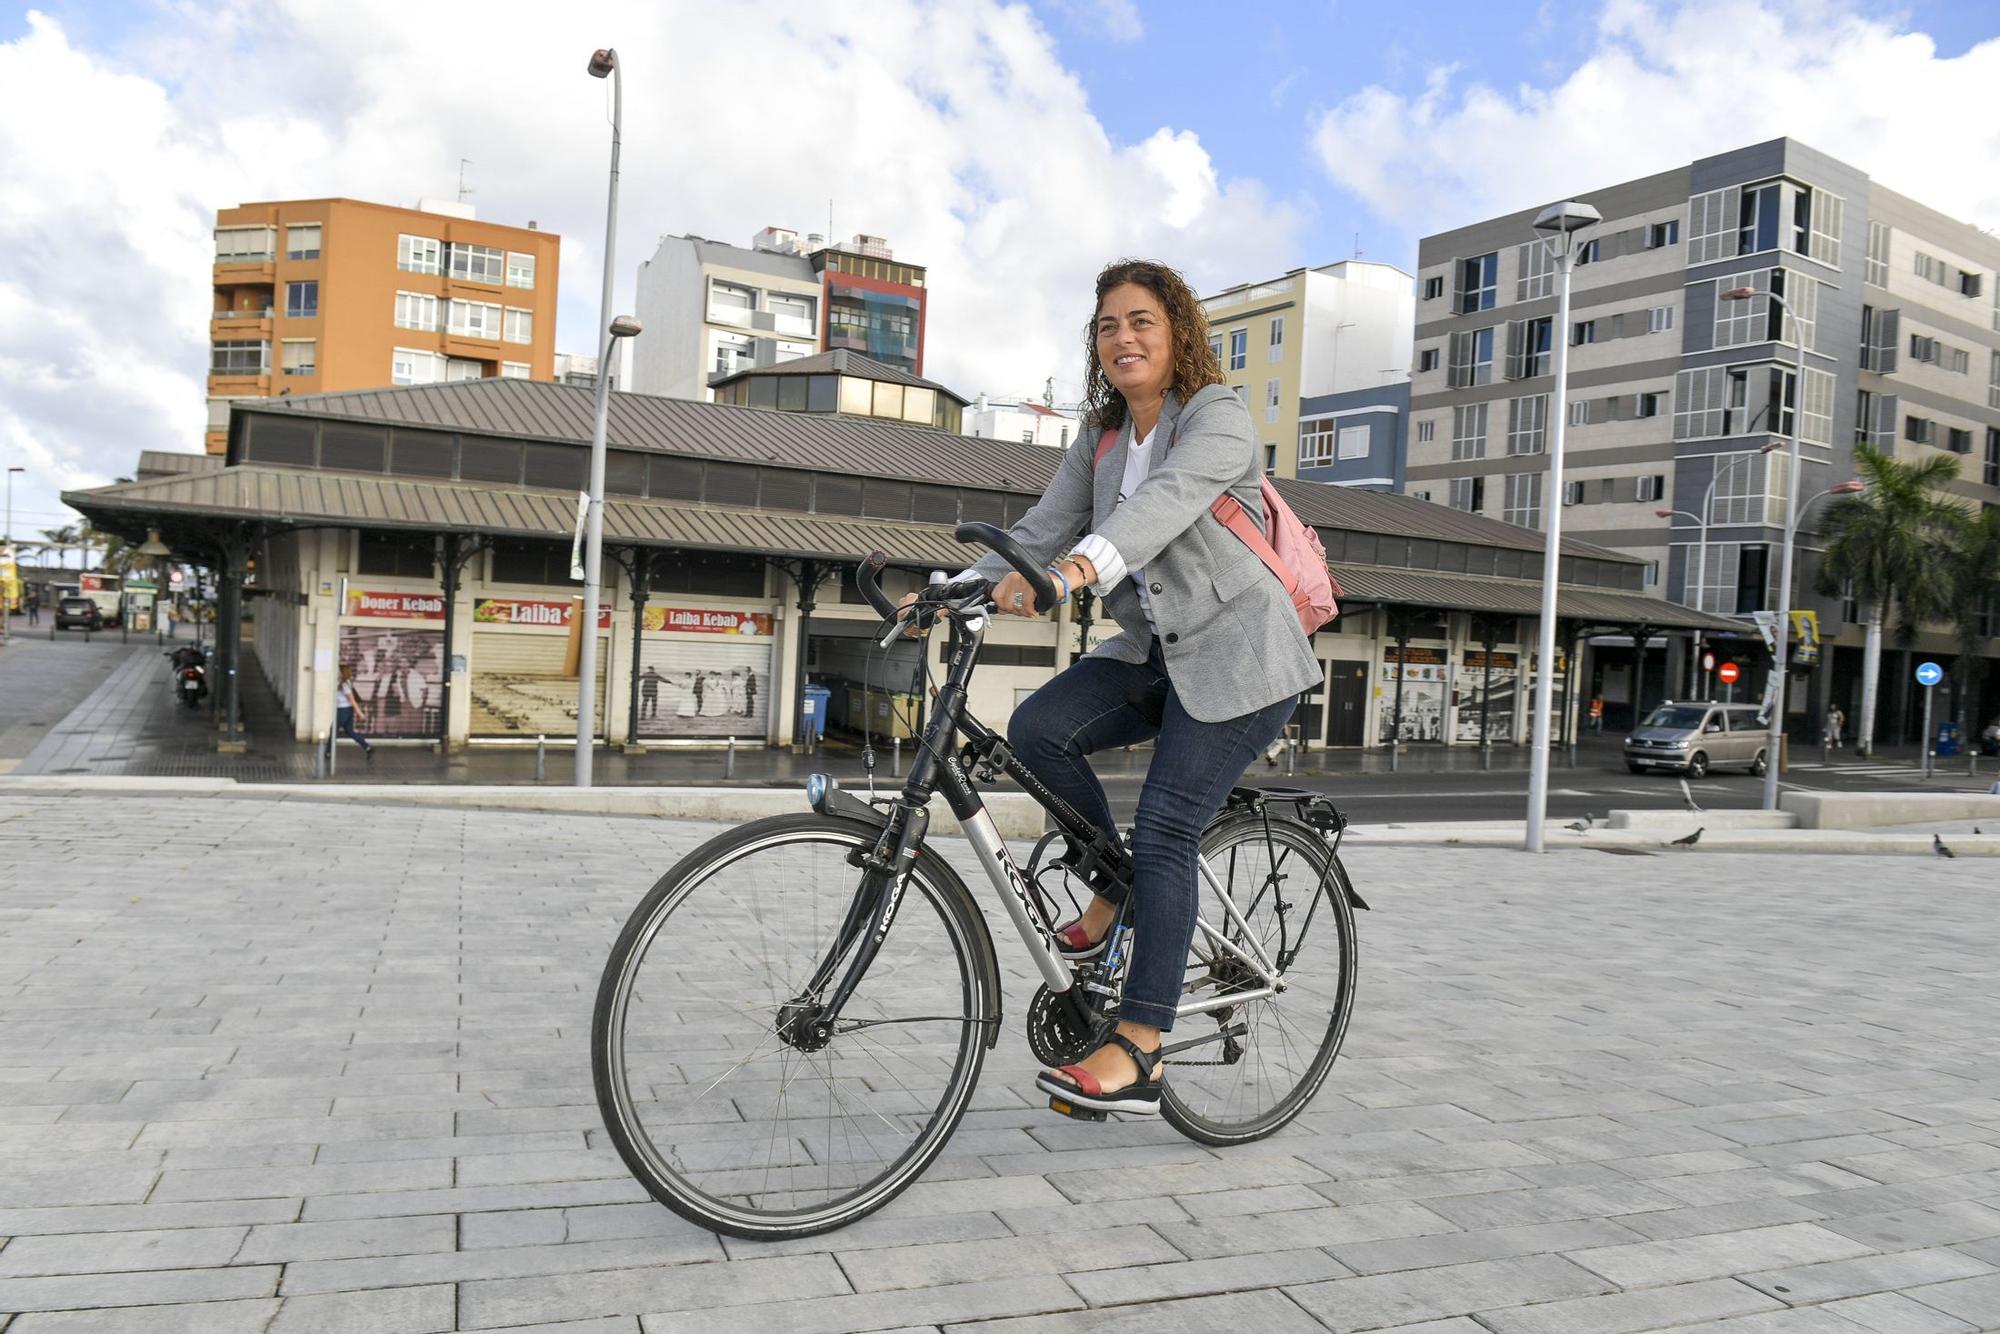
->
xmin=1389 ymin=737 xmax=1400 ymax=773
xmin=1286 ymin=737 xmax=1296 ymax=777
xmin=535 ymin=733 xmax=546 ymax=782
xmin=313 ymin=729 xmax=325 ymax=780
xmin=327 ymin=726 xmax=337 ymax=778
xmin=893 ymin=736 xmax=902 ymax=777
xmin=725 ymin=736 xmax=736 ymax=779
xmin=1481 ymin=739 xmax=1492 ymax=771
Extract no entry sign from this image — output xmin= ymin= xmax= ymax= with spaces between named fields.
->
xmin=1701 ymin=651 xmax=1716 ymax=672
xmin=1717 ymin=661 xmax=1741 ymax=685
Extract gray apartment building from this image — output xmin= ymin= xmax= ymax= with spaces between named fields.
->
xmin=1408 ymin=137 xmax=2000 ymax=735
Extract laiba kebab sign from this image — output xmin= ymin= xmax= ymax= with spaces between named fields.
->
xmin=474 ymin=598 xmax=613 ymax=630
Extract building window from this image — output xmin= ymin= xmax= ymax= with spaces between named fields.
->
xmin=1572 ymin=320 xmax=1596 ymax=346
xmin=1232 ymin=384 xmax=1249 ymax=403
xmin=1268 ymin=316 xmax=1284 ymax=360
xmin=447 ymin=242 xmax=505 ymax=284
xmin=445 ymin=358 xmax=483 ymax=382
xmin=1636 ymin=474 xmax=1664 ymax=502
xmin=1518 ymin=239 xmax=1555 ymax=301
xmin=1208 ymin=333 xmax=1223 ymax=364
xmin=1417 ymin=347 xmax=1440 ymax=372
xmin=1904 ymin=414 xmax=1934 ymax=445
xmin=1451 ymin=402 xmax=1489 ymax=460
xmin=1801 ymin=186 xmax=1843 ymax=266
xmin=1989 ymin=351 xmax=2000 ymax=411
xmin=284 ymin=281 xmax=318 ymax=319
xmin=1456 ymin=253 xmax=1498 ymax=313
xmin=280 ymin=338 xmax=315 ymax=376
xmin=1228 ymin=329 xmax=1247 ymax=370
xmin=394 ymin=291 xmax=439 ymax=331
xmin=1914 ymin=251 xmax=1939 ymax=283
xmin=1738 ymin=182 xmax=1781 ymax=254
xmin=1562 ymin=479 xmax=1584 ymax=506
xmin=1416 ymin=419 xmax=1436 ymax=443
xmin=392 ymin=346 xmax=448 ymax=386
xmin=397 ymin=234 xmax=441 ymax=274
xmin=767 ymin=293 xmax=815 ymax=337
xmin=447 ymin=299 xmax=502 ymax=339
xmin=285 ymin=224 xmax=321 ymax=260
xmin=506 ymin=252 xmax=535 ymax=289
xmin=1506 ymin=394 xmax=1549 ymax=456
xmin=209 ymin=339 xmax=269 ymax=375
xmin=1962 ymin=272 xmax=1983 ymax=298
xmin=1909 ymin=333 xmax=1938 ymax=364
xmin=1264 ymin=378 xmax=1281 ymax=425
xmin=503 ymin=307 xmax=533 ymax=344
xmin=1648 ymin=305 xmax=1674 ymax=333
xmin=1449 ymin=327 xmax=1495 ymax=387
xmin=1263 ymin=443 xmax=1277 ymax=474
xmin=1636 ymin=390 xmax=1665 ymax=418
xmin=706 ymin=281 xmax=753 ymax=327
xmin=1336 ymin=425 xmax=1370 ymax=460
xmin=1448 ymin=477 xmax=1484 ymax=512
xmin=1569 ymin=400 xmax=1589 ymax=427
xmin=214 ymin=226 xmax=276 ymax=262
xmin=1503 ymin=473 xmax=1543 ymax=528
xmin=1423 ymin=275 xmax=1444 ymax=301
xmin=1687 ymin=187 xmax=1738 ymax=265
xmin=500 ymin=361 xmax=531 ymax=379
xmin=1947 ymin=427 xmax=1974 ymax=455
xmin=1298 ymin=417 xmax=1335 ymax=467
xmin=1575 ymin=239 xmax=1601 ymax=266
xmin=1987 ymin=428 xmax=2000 ymax=488
xmin=1518 ymin=316 xmax=1553 ymax=377
xmin=1865 ymin=220 xmax=1891 ymax=288
xmin=1647 ymin=219 xmax=1680 ymax=248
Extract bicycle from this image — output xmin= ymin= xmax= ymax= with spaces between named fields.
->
xmin=590 ymin=523 xmax=1368 ymax=1241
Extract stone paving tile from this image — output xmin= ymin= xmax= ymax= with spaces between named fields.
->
xmin=1739 ymin=1247 xmax=1995 ymax=1304
xmin=1283 ymin=1253 xmax=1616 ymax=1329
xmin=639 ymin=1272 xmax=1083 ymax=1334
xmin=937 ymin=1286 xmax=1324 ymax=1333
xmin=1902 ymin=1272 xmax=2000 ymax=1325
xmin=1816 ymin=1292 xmax=1981 ymax=1333
xmin=1473 ymin=1277 xmax=1785 ymax=1334
xmin=0 ymin=1225 xmax=248 ymax=1276
xmin=1155 ymin=1200 xmax=1460 ymax=1259
xmin=1068 ymin=1246 xmax=1351 ymax=1305
xmin=1814 ymin=1201 xmax=2000 ymax=1251
xmin=1325 ymin=1216 xmax=1646 ymax=1276
xmin=4 ymin=1298 xmax=283 ymax=1333
xmin=232 ymin=1213 xmax=458 ymax=1263
xmin=0 ymin=1266 xmax=282 ymax=1313
xmin=1564 ymin=1222 xmax=1879 ymax=1287
xmin=459 ymin=1252 xmax=846 ymax=1328
xmin=837 ymin=1224 xmax=1178 ymax=1293
xmin=1614 ymin=1195 xmax=1835 ymax=1241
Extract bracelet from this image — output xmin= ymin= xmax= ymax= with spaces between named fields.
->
xmin=1046 ymin=565 xmax=1071 ymax=604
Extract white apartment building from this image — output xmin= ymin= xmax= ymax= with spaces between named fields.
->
xmin=964 ymin=395 xmax=1081 ymax=449
xmin=630 ymin=234 xmax=824 ymax=401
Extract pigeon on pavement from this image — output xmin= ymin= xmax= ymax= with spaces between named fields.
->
xmin=1671 ymin=827 xmax=1704 ymax=846
xmin=1934 ymin=834 xmax=1956 ymax=859
xmin=1565 ymin=819 xmax=1590 ymax=833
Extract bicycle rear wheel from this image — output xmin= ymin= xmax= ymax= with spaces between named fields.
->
xmin=592 ymin=812 xmax=994 ymax=1240
xmin=1161 ymin=813 xmax=1358 ymax=1145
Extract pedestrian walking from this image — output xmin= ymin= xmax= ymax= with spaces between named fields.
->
xmin=160 ymin=600 xmax=175 ymax=638
xmin=1589 ymin=695 xmax=1605 ymax=734
xmin=908 ymin=257 xmax=1317 ymax=1118
xmin=24 ymin=589 xmax=38 ymax=626
xmin=1823 ymin=704 xmax=1845 ymax=750
xmin=334 ymin=665 xmax=375 ymax=759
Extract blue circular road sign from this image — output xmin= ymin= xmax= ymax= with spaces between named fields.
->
xmin=1915 ymin=661 xmax=1943 ymax=687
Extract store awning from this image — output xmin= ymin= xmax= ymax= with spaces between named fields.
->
xmin=1332 ymin=564 xmax=1745 ymax=633
xmin=64 ymin=464 xmax=978 ymax=570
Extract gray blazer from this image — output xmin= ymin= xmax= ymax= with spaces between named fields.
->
xmin=969 ymin=384 xmax=1322 ymax=723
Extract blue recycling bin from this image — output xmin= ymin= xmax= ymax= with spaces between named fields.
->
xmin=801 ymin=684 xmax=831 ymax=740
xmin=1936 ymin=720 xmax=1961 ymax=757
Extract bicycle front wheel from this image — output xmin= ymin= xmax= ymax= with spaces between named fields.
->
xmin=592 ymin=812 xmax=994 ymax=1240
xmin=1161 ymin=813 xmax=1358 ymax=1145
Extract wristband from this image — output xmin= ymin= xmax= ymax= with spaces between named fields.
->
xmin=1046 ymin=565 xmax=1071 ymax=604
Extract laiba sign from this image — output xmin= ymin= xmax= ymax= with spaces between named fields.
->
xmin=473 ymin=598 xmax=612 ymax=629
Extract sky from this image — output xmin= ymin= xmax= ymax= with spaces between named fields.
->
xmin=2 ymin=0 xmax=1997 ymax=544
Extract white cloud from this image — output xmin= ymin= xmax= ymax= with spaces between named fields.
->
xmin=1311 ymin=0 xmax=2000 ymax=236
xmin=0 ymin=1 xmax=1293 ymax=532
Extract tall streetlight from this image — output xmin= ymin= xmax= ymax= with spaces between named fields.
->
xmin=575 ymin=47 xmax=642 ymax=787
xmin=5 ymin=466 xmax=21 ymax=544
xmin=1721 ymin=284 xmax=1814 ymax=811
xmin=1658 ymin=442 xmax=1780 ymax=697
xmin=1524 ymin=200 xmax=1600 ymax=853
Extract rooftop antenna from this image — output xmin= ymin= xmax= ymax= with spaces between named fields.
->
xmin=458 ymin=159 xmax=475 ymax=204
xmin=1353 ymin=231 xmax=1362 ymax=259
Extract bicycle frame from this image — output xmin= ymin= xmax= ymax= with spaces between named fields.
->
xmin=800 ymin=608 xmax=1284 ymax=1050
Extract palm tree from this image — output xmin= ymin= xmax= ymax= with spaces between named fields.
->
xmin=1815 ymin=444 xmax=1960 ymax=755
xmin=40 ymin=524 xmax=79 ymax=569
xmin=1945 ymin=504 xmax=2000 ymax=734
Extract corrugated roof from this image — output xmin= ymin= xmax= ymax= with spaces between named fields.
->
xmin=245 ymin=380 xmax=1634 ymax=564
xmin=136 ymin=451 xmax=225 ymax=479
xmin=1333 ymin=565 xmax=1742 ymax=631
xmin=707 ymin=349 xmax=966 ymax=402
xmin=64 ymin=465 xmax=972 ymax=568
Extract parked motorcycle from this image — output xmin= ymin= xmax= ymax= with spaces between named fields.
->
xmin=167 ymin=646 xmax=208 ymax=710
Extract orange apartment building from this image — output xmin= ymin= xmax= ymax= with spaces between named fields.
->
xmin=207 ymin=197 xmax=562 ymax=451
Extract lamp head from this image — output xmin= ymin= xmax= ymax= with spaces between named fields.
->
xmin=137 ymin=528 xmax=170 ymax=557
xmin=587 ymin=48 xmax=616 ymax=78
xmin=1654 ymin=508 xmax=1675 ymax=519
xmin=608 ymin=315 xmax=643 ymax=339
xmin=1532 ymin=200 xmax=1602 ymax=234
xmin=1758 ymin=441 xmax=1780 ymax=454
xmin=1829 ymin=480 xmax=1866 ymax=495
xmin=1720 ymin=286 xmax=1759 ymax=300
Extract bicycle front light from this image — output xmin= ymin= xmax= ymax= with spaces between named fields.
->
xmin=806 ymin=772 xmax=834 ymax=812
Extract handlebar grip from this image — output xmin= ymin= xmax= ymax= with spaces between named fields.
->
xmin=953 ymin=522 xmax=1057 ymax=613
xmin=855 ymin=551 xmax=899 ymax=619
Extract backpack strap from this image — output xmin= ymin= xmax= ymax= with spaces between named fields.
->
xmin=1210 ymin=493 xmax=1299 ymax=598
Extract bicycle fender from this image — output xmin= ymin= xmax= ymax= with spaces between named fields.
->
xmin=808 ymin=777 xmax=889 ymax=828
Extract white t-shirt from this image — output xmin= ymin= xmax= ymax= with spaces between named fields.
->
xmin=1118 ymin=425 xmax=1160 ymax=633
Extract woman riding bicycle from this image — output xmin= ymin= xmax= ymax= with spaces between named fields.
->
xmin=910 ymin=258 xmax=1321 ymax=1116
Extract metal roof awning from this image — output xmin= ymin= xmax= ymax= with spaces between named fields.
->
xmin=1332 ymin=565 xmax=1746 ymax=633
xmin=63 ymin=465 xmax=977 ymax=570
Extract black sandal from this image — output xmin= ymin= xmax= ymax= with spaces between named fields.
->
xmin=1036 ymin=1032 xmax=1163 ymax=1116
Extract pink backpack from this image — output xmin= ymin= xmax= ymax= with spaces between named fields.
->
xmin=1094 ymin=428 xmax=1341 ymax=634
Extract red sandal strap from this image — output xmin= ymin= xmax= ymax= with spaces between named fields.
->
xmin=1054 ymin=921 xmax=1095 ymax=949
xmin=1053 ymin=1064 xmax=1101 ymax=1097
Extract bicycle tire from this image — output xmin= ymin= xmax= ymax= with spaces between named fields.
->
xmin=1160 ymin=813 xmax=1358 ymax=1146
xmin=592 ymin=812 xmax=995 ymax=1240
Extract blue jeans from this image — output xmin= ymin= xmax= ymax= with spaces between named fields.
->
xmin=1007 ymin=645 xmax=1294 ymax=1031
xmin=336 ymin=706 xmax=372 ymax=752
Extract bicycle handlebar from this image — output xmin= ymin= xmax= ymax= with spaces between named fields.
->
xmin=952 ymin=523 xmax=1057 ymax=614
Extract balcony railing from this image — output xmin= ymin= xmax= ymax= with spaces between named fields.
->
xmin=213 ymin=307 xmax=274 ymax=321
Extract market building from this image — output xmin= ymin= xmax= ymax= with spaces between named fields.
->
xmin=64 ymin=375 xmax=1735 ymax=757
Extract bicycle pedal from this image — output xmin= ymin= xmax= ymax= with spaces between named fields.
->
xmin=1048 ymin=1096 xmax=1108 ymax=1122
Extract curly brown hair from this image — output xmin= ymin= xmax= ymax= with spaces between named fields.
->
xmin=1079 ymin=258 xmax=1224 ymax=433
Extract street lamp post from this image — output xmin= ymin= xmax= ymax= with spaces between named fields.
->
xmin=1721 ymin=285 xmax=1813 ymax=811
xmin=1525 ymin=200 xmax=1601 ymax=854
xmin=5 ymin=466 xmax=21 ymax=545
xmin=575 ymin=47 xmax=641 ymax=788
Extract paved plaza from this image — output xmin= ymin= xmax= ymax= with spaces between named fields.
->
xmin=2 ymin=792 xmax=1999 ymax=1331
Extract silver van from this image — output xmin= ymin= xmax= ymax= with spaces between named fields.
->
xmin=1624 ymin=702 xmax=1769 ymax=778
